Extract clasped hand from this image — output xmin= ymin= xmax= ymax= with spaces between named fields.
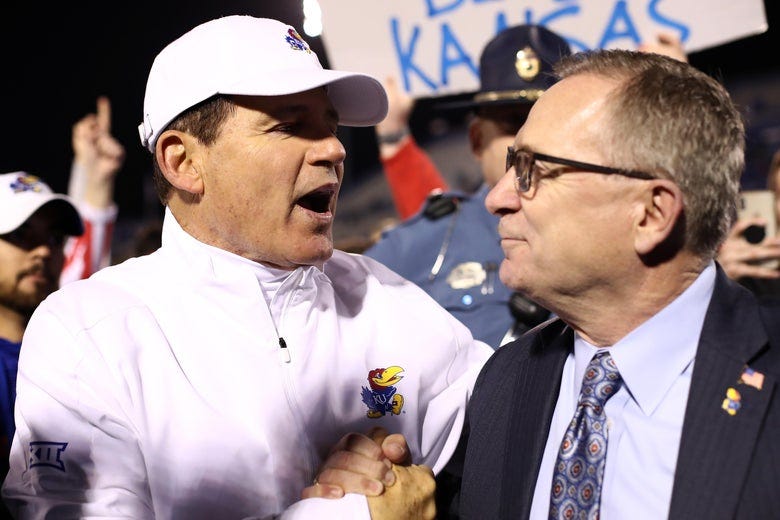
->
xmin=302 ymin=427 xmax=436 ymax=519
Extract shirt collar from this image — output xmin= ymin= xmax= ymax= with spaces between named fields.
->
xmin=160 ymin=207 xmax=308 ymax=288
xmin=573 ymin=262 xmax=716 ymax=415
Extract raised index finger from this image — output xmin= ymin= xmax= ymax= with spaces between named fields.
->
xmin=97 ymin=96 xmax=112 ymax=133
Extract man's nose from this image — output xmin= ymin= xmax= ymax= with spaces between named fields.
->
xmin=486 ymin=168 xmax=521 ymax=215
xmin=311 ymin=133 xmax=347 ymax=167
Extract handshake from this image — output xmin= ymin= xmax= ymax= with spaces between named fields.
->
xmin=302 ymin=427 xmax=437 ymax=520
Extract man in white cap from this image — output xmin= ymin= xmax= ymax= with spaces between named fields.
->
xmin=0 ymin=99 xmax=123 ymax=497
xmin=3 ymin=15 xmax=492 ymax=519
xmin=0 ymin=173 xmax=84 ymax=476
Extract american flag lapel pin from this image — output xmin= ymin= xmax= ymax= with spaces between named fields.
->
xmin=739 ymin=366 xmax=765 ymax=391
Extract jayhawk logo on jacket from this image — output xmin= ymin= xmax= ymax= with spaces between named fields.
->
xmin=361 ymin=366 xmax=405 ymax=418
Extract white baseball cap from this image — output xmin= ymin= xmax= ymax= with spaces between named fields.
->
xmin=0 ymin=172 xmax=83 ymax=236
xmin=138 ymin=15 xmax=389 ymax=152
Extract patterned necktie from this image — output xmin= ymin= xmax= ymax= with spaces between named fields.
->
xmin=549 ymin=351 xmax=623 ymax=520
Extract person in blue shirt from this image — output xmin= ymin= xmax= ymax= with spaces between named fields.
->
xmin=0 ymin=173 xmax=84 ymax=477
xmin=366 ymin=24 xmax=571 ymax=348
xmin=0 ymin=100 xmax=123 ymax=473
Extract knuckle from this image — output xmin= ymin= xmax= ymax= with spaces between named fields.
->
xmin=345 ymin=436 xmax=382 ymax=459
xmin=300 ymin=485 xmax=321 ymax=500
xmin=359 ymin=476 xmax=384 ymax=496
xmin=328 ymin=450 xmax=351 ymax=469
xmin=316 ymin=467 xmax=337 ymax=484
xmin=343 ymin=432 xmax=367 ymax=449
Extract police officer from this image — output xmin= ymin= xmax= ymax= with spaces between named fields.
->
xmin=366 ymin=24 xmax=571 ymax=348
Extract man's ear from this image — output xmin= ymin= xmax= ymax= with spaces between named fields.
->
xmin=634 ymin=179 xmax=685 ymax=256
xmin=155 ymin=130 xmax=204 ymax=195
xmin=468 ymin=118 xmax=484 ymax=157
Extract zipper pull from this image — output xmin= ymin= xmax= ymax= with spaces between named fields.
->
xmin=278 ymin=337 xmax=291 ymax=363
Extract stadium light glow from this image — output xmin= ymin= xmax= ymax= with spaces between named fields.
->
xmin=302 ymin=0 xmax=322 ymax=37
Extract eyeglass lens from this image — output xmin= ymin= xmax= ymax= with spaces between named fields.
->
xmin=506 ymin=147 xmax=533 ymax=192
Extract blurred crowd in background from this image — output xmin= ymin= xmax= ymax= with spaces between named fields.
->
xmin=0 ymin=2 xmax=779 ymax=262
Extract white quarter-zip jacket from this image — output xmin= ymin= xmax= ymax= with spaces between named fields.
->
xmin=3 ymin=210 xmax=493 ymax=519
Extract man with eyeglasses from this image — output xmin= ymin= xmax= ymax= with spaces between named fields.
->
xmin=456 ymin=49 xmax=780 ymax=518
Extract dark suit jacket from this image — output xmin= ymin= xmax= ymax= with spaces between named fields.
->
xmin=458 ymin=267 xmax=780 ymax=519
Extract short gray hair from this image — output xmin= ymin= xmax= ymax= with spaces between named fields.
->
xmin=555 ymin=49 xmax=745 ymax=259
xmin=151 ymin=95 xmax=236 ymax=205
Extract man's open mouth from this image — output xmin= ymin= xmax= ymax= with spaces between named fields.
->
xmin=296 ymin=185 xmax=336 ymax=214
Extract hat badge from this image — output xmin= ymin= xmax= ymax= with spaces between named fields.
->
xmin=285 ymin=28 xmax=312 ymax=54
xmin=515 ymin=46 xmax=540 ymax=81
xmin=10 ymin=174 xmax=44 ymax=194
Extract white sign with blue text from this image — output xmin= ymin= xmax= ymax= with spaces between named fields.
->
xmin=318 ymin=0 xmax=768 ymax=98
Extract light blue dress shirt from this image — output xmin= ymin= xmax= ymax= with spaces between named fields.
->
xmin=530 ymin=262 xmax=716 ymax=519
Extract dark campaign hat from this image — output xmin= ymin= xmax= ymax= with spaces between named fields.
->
xmin=441 ymin=24 xmax=572 ymax=110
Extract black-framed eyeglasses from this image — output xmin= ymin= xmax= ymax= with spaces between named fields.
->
xmin=506 ymin=147 xmax=656 ymax=193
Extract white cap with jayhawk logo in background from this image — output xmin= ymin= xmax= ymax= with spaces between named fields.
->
xmin=138 ymin=15 xmax=389 ymax=153
xmin=0 ymin=172 xmax=83 ymax=236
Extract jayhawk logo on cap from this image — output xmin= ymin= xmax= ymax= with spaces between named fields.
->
xmin=361 ymin=366 xmax=405 ymax=418
xmin=515 ymin=46 xmax=540 ymax=81
xmin=10 ymin=174 xmax=45 ymax=194
xmin=285 ymin=28 xmax=312 ymax=53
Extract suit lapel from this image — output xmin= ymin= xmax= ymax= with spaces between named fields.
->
xmin=669 ymin=269 xmax=775 ymax=519
xmin=501 ymin=321 xmax=572 ymax=520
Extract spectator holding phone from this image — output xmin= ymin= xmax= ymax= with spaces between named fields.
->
xmin=718 ymin=149 xmax=780 ymax=298
xmin=636 ymin=34 xmax=780 ymax=298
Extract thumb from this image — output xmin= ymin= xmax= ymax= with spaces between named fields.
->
xmin=381 ymin=433 xmax=410 ymax=465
